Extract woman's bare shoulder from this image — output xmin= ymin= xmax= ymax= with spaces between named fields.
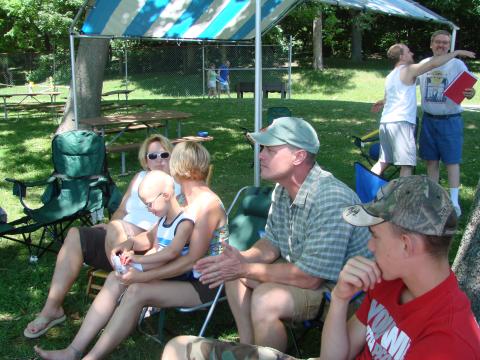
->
xmin=188 ymin=189 xmax=224 ymax=215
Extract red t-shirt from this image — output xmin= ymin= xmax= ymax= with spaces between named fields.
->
xmin=355 ymin=271 xmax=480 ymax=359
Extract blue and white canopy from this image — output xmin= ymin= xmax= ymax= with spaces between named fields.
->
xmin=321 ymin=0 xmax=452 ymax=25
xmin=80 ymin=0 xmax=454 ymax=41
xmin=81 ymin=0 xmax=301 ymax=41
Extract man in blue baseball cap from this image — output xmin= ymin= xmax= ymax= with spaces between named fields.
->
xmin=193 ymin=117 xmax=371 ymax=352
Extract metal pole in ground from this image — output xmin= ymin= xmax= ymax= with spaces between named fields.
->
xmin=288 ymin=35 xmax=292 ymax=99
xmin=254 ymin=0 xmax=262 ymax=187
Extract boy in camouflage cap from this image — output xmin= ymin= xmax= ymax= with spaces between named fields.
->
xmin=161 ymin=175 xmax=480 ymax=360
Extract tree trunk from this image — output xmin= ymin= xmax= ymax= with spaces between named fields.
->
xmin=56 ymin=37 xmax=109 ymax=134
xmin=313 ymin=12 xmax=323 ymax=71
xmin=452 ymin=177 xmax=480 ymax=321
xmin=351 ymin=11 xmax=363 ymax=63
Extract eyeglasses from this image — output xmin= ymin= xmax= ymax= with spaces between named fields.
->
xmin=145 ymin=191 xmax=164 ymax=208
xmin=147 ymin=152 xmax=170 ymax=160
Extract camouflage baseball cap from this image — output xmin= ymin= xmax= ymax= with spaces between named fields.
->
xmin=343 ymin=175 xmax=457 ymax=236
xmin=247 ymin=117 xmax=320 ymax=154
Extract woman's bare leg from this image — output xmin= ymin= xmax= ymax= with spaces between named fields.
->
xmin=104 ymin=221 xmax=144 ymax=263
xmin=26 ymin=228 xmax=84 ymax=335
xmin=34 ymin=272 xmax=127 ymax=360
xmin=83 ymin=281 xmax=202 ymax=360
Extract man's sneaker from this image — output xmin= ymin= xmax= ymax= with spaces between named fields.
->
xmin=453 ymin=205 xmax=462 ymax=217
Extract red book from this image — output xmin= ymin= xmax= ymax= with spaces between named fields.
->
xmin=443 ymin=71 xmax=478 ymax=104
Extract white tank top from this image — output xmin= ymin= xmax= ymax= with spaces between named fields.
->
xmin=123 ymin=171 xmax=159 ymax=230
xmin=156 ymin=212 xmax=195 ymax=255
xmin=381 ymin=65 xmax=417 ymax=125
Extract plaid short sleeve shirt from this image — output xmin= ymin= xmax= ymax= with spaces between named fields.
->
xmin=265 ymin=164 xmax=371 ymax=282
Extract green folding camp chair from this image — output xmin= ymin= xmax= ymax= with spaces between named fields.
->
xmin=266 ymin=106 xmax=292 ymax=125
xmin=0 ymin=130 xmax=122 ymax=262
xmin=138 ymin=186 xmax=273 ymax=344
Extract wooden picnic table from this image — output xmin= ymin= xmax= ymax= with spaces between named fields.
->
xmin=80 ymin=110 xmax=192 ymax=144
xmin=0 ymin=91 xmax=61 ymax=120
xmin=101 ymin=89 xmax=133 ymax=102
xmin=236 ymin=82 xmax=286 ymax=99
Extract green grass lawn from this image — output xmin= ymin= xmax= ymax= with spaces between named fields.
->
xmin=0 ymin=60 xmax=479 ymax=359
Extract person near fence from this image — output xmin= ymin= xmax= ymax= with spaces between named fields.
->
xmin=218 ymin=60 xmax=231 ymax=98
xmin=34 ymin=142 xmax=228 ymax=360
xmin=23 ymin=134 xmax=177 ymax=339
xmin=207 ymin=63 xmax=217 ymax=99
xmin=161 ymin=175 xmax=480 ymax=360
xmin=370 ymin=43 xmax=475 ymax=178
xmin=194 ymin=117 xmax=371 ymax=353
xmin=418 ymin=30 xmax=477 ymax=217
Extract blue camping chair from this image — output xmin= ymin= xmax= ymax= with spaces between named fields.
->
xmin=354 ymin=162 xmax=388 ymax=203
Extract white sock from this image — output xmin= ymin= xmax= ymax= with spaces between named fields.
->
xmin=450 ymin=188 xmax=460 ymax=207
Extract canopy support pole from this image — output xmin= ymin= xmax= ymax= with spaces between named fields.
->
xmin=125 ymin=46 xmax=129 ymax=90
xmin=288 ymin=35 xmax=293 ymax=99
xmin=69 ymin=33 xmax=79 ymax=130
xmin=202 ymin=45 xmax=206 ymax=98
xmin=450 ymin=23 xmax=459 ymax=51
xmin=254 ymin=0 xmax=262 ymax=186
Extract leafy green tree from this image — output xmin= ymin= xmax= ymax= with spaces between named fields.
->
xmin=0 ymin=0 xmax=82 ymax=53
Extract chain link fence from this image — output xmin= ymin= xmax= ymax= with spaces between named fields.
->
xmin=106 ymin=42 xmax=292 ymax=98
xmin=1 ymin=42 xmax=293 ymax=98
xmin=0 ymin=50 xmax=70 ymax=90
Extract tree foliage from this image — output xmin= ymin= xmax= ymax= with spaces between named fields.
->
xmin=275 ymin=0 xmax=479 ymax=62
xmin=0 ymin=0 xmax=478 ymax=64
xmin=0 ymin=0 xmax=82 ymax=53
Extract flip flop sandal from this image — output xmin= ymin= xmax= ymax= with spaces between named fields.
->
xmin=24 ymin=314 xmax=67 ymax=339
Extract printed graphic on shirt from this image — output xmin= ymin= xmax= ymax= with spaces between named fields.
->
xmin=365 ymin=299 xmax=411 ymax=360
xmin=425 ymin=70 xmax=448 ymax=103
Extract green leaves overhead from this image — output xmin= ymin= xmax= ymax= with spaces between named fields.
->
xmin=0 ymin=0 xmax=82 ymax=52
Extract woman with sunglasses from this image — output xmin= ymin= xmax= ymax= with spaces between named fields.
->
xmin=24 ymin=134 xmax=177 ymax=340
xmin=34 ymin=142 xmax=228 ymax=360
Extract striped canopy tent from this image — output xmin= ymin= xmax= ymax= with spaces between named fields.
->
xmin=71 ymin=0 xmax=456 ymax=185
xmin=78 ymin=0 xmax=456 ymax=41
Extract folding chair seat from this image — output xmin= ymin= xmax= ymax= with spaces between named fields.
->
xmin=266 ymin=106 xmax=292 ymax=125
xmin=351 ymin=129 xmax=380 ymax=167
xmin=354 ymin=162 xmax=388 ymax=203
xmin=137 ymin=185 xmax=273 ymax=344
xmin=0 ymin=130 xmax=122 ymax=262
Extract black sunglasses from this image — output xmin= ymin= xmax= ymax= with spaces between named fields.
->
xmin=147 ymin=152 xmax=170 ymax=160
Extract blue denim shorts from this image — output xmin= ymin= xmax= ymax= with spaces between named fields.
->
xmin=419 ymin=112 xmax=463 ymax=164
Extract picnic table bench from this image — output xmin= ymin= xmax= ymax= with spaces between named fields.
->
xmin=0 ymin=91 xmax=61 ymax=120
xmin=80 ymin=110 xmax=192 ymax=142
xmin=236 ymin=82 xmax=286 ymax=99
xmin=101 ymin=89 xmax=133 ymax=102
